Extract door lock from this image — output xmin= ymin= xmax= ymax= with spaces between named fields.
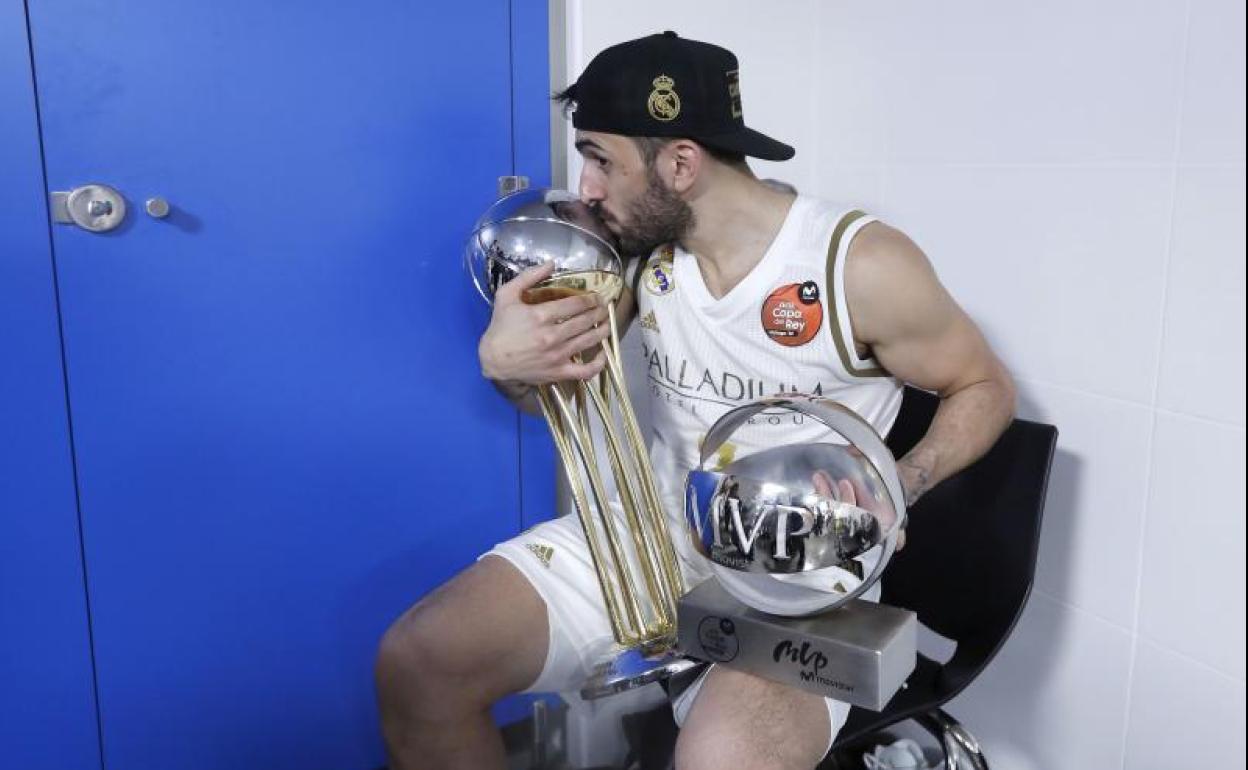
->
xmin=497 ymin=175 xmax=530 ymax=197
xmin=51 ymin=183 xmax=128 ymax=232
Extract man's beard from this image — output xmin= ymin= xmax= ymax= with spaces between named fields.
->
xmin=611 ymin=168 xmax=695 ymax=258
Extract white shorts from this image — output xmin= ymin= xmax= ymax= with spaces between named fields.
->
xmin=483 ymin=511 xmax=867 ymax=757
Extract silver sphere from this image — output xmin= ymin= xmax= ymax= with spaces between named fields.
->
xmin=684 ymin=395 xmax=906 ymax=617
xmin=464 ymin=188 xmax=622 ymax=305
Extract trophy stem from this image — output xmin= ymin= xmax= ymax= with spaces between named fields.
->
xmin=580 ymin=368 xmax=674 ymax=636
xmin=537 ymin=388 xmax=630 ymax=644
xmin=602 ymin=304 xmax=685 ymax=611
xmin=540 ymin=381 xmax=649 ymax=645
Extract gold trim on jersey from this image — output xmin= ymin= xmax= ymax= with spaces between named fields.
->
xmin=825 ymin=210 xmax=889 ymax=378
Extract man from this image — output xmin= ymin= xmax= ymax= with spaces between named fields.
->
xmin=376 ymin=31 xmax=1015 ymax=769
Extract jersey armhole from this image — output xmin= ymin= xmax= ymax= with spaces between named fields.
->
xmin=825 ymin=210 xmax=890 ymax=378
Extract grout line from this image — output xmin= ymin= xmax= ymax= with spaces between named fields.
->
xmin=1032 ymin=587 xmax=1133 ymax=635
xmin=1012 ymin=374 xmax=1154 ymax=412
xmin=879 ymin=160 xmax=1188 ymax=170
xmin=1133 ymin=635 xmax=1248 ymax=688
xmin=1117 ymin=1 xmax=1196 ymax=766
xmin=1034 ymin=588 xmax=1245 ymax=686
xmin=1013 ymin=374 xmax=1247 ymax=430
xmin=1153 ymin=405 xmax=1246 ymax=430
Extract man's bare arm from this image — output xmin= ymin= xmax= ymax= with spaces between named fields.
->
xmin=846 ymin=223 xmax=1017 ymax=505
xmin=483 ymin=275 xmax=639 ymax=417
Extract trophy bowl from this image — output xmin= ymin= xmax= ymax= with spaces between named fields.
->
xmin=684 ymin=396 xmax=906 ymax=617
xmin=464 ymin=188 xmax=623 ymax=306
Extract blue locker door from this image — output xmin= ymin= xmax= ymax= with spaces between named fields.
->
xmin=25 ymin=1 xmax=550 ymax=767
xmin=1 ymin=2 xmax=100 ymax=768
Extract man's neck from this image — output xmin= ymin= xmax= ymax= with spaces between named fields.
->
xmin=680 ymin=170 xmax=795 ymax=299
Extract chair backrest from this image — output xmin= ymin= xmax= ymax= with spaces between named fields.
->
xmin=883 ymin=387 xmax=1058 ymax=693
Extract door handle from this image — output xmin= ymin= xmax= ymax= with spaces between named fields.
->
xmin=51 ymin=183 xmax=128 ymax=232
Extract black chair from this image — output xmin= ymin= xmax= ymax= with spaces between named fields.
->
xmin=819 ymin=386 xmax=1058 ymax=769
xmin=614 ymin=386 xmax=1057 ymax=770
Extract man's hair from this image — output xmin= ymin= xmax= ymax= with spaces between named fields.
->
xmin=554 ymin=87 xmax=746 ymax=169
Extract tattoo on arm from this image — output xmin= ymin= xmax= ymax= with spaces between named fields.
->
xmin=897 ymin=450 xmax=937 ymax=507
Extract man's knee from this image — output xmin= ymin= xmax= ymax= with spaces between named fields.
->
xmin=375 ymin=558 xmax=549 ymax=708
xmin=375 ymin=603 xmax=466 ymax=702
xmin=674 ymin=667 xmax=830 ymax=770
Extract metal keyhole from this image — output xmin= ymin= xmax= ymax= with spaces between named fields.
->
xmin=50 ymin=183 xmax=128 ymax=233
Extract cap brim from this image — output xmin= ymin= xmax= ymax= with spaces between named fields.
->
xmin=697 ymin=126 xmax=795 ymax=161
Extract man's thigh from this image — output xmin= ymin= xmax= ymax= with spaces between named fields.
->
xmin=480 ymin=512 xmax=617 ymax=693
xmin=675 ymin=665 xmax=836 ymax=770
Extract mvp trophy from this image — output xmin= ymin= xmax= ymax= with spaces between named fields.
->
xmin=679 ymin=396 xmax=918 ymax=711
xmin=465 ymin=188 xmax=695 ymax=697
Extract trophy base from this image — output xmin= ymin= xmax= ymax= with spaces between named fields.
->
xmin=579 ymin=647 xmax=702 ymax=700
xmin=676 ymin=578 xmax=917 ymax=711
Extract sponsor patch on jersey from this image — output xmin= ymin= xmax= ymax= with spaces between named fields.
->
xmin=761 ymin=281 xmax=823 ymax=347
xmin=643 ymin=246 xmax=676 ymax=296
xmin=639 ymin=310 xmax=660 ymax=332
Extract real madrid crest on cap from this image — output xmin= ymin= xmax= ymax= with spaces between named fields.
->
xmin=562 ymin=32 xmax=796 ymax=161
xmin=647 ymin=75 xmax=680 ymax=122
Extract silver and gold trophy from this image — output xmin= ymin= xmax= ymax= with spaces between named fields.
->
xmin=680 ymin=396 xmax=917 ymax=710
xmin=465 ymin=188 xmax=695 ymax=697
xmin=466 ymin=189 xmax=916 ymax=711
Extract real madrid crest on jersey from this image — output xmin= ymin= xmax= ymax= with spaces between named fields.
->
xmin=647 ymin=75 xmax=680 ymax=122
xmin=761 ymin=279 xmax=823 ymax=347
xmin=643 ymin=246 xmax=676 ymax=295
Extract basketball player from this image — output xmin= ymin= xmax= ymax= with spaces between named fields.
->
xmin=376 ymin=31 xmax=1015 ymax=769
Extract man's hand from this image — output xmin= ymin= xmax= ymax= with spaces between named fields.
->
xmin=478 ymin=262 xmax=612 ymax=385
xmin=812 ymin=469 xmax=906 ymax=552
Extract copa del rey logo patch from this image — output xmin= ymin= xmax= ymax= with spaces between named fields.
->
xmin=761 ymin=280 xmax=822 ymax=347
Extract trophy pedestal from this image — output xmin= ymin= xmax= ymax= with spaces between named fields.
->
xmin=676 ymin=578 xmax=917 ymax=711
xmin=579 ymin=647 xmax=702 ymax=700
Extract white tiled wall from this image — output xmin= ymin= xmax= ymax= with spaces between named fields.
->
xmin=561 ymin=2 xmax=1246 ymax=767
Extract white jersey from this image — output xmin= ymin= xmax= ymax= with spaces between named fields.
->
xmin=627 ymin=195 xmax=904 ymax=563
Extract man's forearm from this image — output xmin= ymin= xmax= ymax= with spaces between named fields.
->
xmin=897 ymin=372 xmax=1016 ymax=505
xmin=491 ymin=378 xmax=543 ymax=416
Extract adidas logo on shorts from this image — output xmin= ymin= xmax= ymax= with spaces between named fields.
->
xmin=525 ymin=542 xmax=555 ymax=568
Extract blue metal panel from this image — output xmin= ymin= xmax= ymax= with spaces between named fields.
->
xmin=26 ymin=0 xmax=547 ymax=767
xmin=0 ymin=2 xmax=101 ymax=769
xmin=511 ymin=1 xmax=559 ymax=531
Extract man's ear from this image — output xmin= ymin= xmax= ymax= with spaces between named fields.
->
xmin=664 ymin=139 xmax=703 ymax=194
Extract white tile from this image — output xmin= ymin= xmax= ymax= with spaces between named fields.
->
xmin=1157 ymin=165 xmax=1247 ymax=425
xmin=883 ymin=164 xmax=1172 ymax=404
xmin=1138 ymin=412 xmax=1246 ymax=679
xmin=1124 ymin=640 xmax=1247 ymax=770
xmin=812 ymin=5 xmax=892 ymax=166
xmin=801 ymin=164 xmax=887 ymax=215
xmin=1016 ymin=381 xmax=1151 ymax=628
xmin=862 ymin=0 xmax=1187 ymax=163
xmin=1179 ymin=0 xmax=1247 ymax=163
xmin=950 ymin=592 xmax=1132 ymax=769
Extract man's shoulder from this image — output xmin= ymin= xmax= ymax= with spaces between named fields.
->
xmin=843 ymin=220 xmax=938 ymax=313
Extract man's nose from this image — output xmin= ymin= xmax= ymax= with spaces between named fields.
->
xmin=578 ymin=169 xmax=604 ymax=205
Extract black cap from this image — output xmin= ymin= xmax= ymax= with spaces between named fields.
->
xmin=564 ymin=31 xmax=795 ymax=162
